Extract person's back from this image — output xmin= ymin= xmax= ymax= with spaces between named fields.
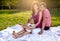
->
xmin=43 ymin=8 xmax=51 ymax=27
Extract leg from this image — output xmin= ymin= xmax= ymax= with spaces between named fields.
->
xmin=18 ymin=31 xmax=30 ymax=37
xmin=22 ymin=25 xmax=29 ymax=29
xmin=17 ymin=29 xmax=26 ymax=35
xmin=22 ymin=25 xmax=27 ymax=29
xmin=12 ymin=31 xmax=26 ymax=39
xmin=12 ymin=29 xmax=25 ymax=39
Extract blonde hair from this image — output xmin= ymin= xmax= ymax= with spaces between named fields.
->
xmin=31 ymin=1 xmax=40 ymax=14
xmin=40 ymin=2 xmax=46 ymax=7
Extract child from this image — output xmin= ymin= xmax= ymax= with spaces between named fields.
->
xmin=12 ymin=18 xmax=36 ymax=39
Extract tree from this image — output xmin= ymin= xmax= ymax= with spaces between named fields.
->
xmin=0 ymin=0 xmax=19 ymax=9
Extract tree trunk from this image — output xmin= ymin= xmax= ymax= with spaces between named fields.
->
xmin=9 ymin=5 xmax=11 ymax=10
xmin=2 ymin=5 xmax=3 ymax=10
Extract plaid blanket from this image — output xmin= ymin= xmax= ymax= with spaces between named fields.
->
xmin=0 ymin=24 xmax=60 ymax=41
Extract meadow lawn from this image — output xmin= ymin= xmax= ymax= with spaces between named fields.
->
xmin=0 ymin=10 xmax=60 ymax=30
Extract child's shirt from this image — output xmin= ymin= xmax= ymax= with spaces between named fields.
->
xmin=26 ymin=23 xmax=35 ymax=32
xmin=27 ymin=23 xmax=35 ymax=27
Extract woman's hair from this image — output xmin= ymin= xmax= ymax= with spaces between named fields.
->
xmin=40 ymin=2 xmax=46 ymax=7
xmin=31 ymin=1 xmax=40 ymax=14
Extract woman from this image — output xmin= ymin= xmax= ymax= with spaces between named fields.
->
xmin=29 ymin=1 xmax=43 ymax=34
xmin=38 ymin=2 xmax=51 ymax=34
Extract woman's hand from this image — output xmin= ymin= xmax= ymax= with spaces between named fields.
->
xmin=30 ymin=24 xmax=36 ymax=29
xmin=38 ymin=30 xmax=43 ymax=35
xmin=38 ymin=32 xmax=43 ymax=35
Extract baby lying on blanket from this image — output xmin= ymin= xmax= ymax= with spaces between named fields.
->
xmin=12 ymin=18 xmax=36 ymax=39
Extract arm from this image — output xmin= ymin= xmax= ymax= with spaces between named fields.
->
xmin=22 ymin=25 xmax=33 ymax=30
xmin=29 ymin=25 xmax=36 ymax=30
xmin=41 ymin=18 xmax=46 ymax=33
xmin=38 ymin=18 xmax=46 ymax=34
xmin=39 ymin=9 xmax=50 ymax=34
xmin=25 ymin=25 xmax=36 ymax=30
xmin=35 ymin=11 xmax=42 ymax=26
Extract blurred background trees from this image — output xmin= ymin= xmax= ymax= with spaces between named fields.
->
xmin=0 ymin=0 xmax=60 ymax=10
xmin=0 ymin=0 xmax=19 ymax=9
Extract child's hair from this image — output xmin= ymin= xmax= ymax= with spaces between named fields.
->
xmin=28 ymin=18 xmax=34 ymax=23
xmin=40 ymin=2 xmax=46 ymax=7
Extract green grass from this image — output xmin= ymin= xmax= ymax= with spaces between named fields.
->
xmin=51 ymin=9 xmax=60 ymax=26
xmin=0 ymin=10 xmax=31 ymax=30
xmin=0 ymin=10 xmax=60 ymax=30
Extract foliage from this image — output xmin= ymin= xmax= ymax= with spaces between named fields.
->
xmin=0 ymin=0 xmax=60 ymax=9
xmin=0 ymin=0 xmax=19 ymax=9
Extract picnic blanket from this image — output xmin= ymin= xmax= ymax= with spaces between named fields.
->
xmin=0 ymin=24 xmax=60 ymax=41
